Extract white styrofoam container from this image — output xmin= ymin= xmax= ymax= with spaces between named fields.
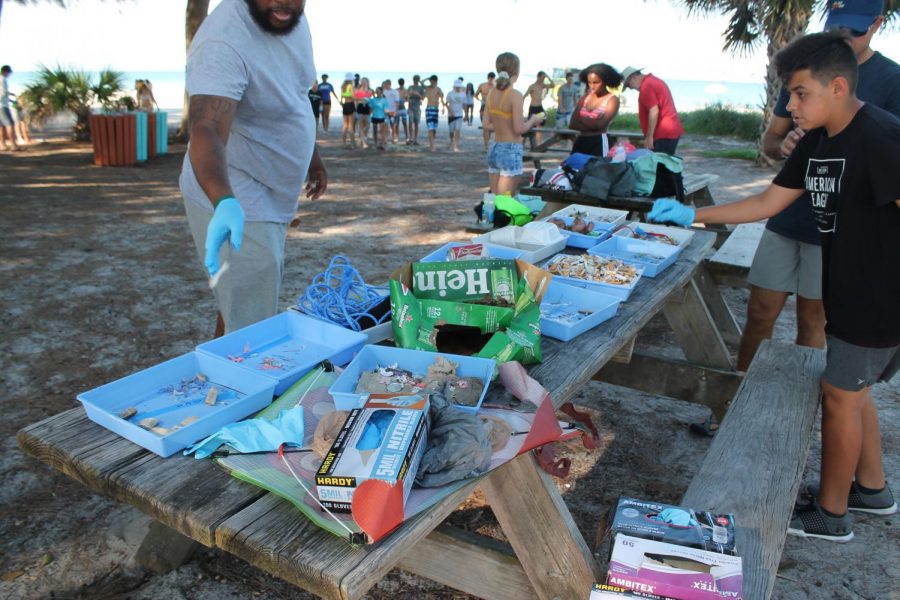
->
xmin=539 ymin=280 xmax=621 ymax=341
xmin=473 ymin=222 xmax=566 ymax=265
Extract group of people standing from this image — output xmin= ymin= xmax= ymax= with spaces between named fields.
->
xmin=307 ymin=73 xmax=479 ymax=152
xmin=479 ymin=55 xmax=685 ymax=197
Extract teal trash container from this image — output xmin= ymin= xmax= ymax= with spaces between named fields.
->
xmin=135 ymin=111 xmax=148 ymax=162
xmin=156 ymin=111 xmax=168 ymax=155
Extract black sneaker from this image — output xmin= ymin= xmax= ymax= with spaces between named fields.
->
xmin=805 ymin=481 xmax=898 ymax=516
xmin=787 ymin=502 xmax=854 ymax=543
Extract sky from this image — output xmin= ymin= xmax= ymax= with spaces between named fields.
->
xmin=1 ymin=0 xmax=897 ymax=83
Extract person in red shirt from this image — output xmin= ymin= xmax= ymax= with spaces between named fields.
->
xmin=621 ymin=66 xmax=684 ymax=155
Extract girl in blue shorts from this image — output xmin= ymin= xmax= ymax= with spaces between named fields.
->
xmin=481 ymin=52 xmax=545 ymax=196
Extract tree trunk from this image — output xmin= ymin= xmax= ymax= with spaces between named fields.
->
xmin=175 ymin=0 xmax=210 ymax=142
xmin=755 ymin=8 xmax=812 ymax=166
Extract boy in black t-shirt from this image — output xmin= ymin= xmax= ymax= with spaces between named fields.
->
xmin=648 ymin=31 xmax=900 ymax=542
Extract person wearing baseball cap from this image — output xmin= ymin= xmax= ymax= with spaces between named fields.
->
xmin=690 ymin=0 xmax=900 ymax=444
xmin=621 ymin=65 xmax=684 ymax=155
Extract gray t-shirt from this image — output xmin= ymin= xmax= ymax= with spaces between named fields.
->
xmin=557 ymin=83 xmax=577 ymax=113
xmin=447 ymin=90 xmax=466 ymax=117
xmin=1 ymin=77 xmax=10 ymax=109
xmin=179 ymin=0 xmax=317 ymax=223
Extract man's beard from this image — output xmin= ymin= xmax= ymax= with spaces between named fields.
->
xmin=244 ymin=0 xmax=303 ymax=35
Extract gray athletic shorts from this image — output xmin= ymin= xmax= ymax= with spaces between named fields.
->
xmin=823 ymin=335 xmax=900 ymax=392
xmin=184 ymin=199 xmax=288 ymax=334
xmin=747 ymin=229 xmax=822 ymax=299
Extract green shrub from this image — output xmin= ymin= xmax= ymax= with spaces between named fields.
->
xmin=611 ymin=103 xmax=761 ymax=141
xmin=681 ymin=103 xmax=761 ymax=140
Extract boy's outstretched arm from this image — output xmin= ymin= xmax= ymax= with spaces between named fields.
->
xmin=648 ymin=184 xmax=805 ymax=227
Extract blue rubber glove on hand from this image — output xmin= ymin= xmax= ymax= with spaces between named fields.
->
xmin=204 ymin=196 xmax=245 ymax=277
xmin=184 ymin=406 xmax=305 ymax=459
xmin=647 ymin=198 xmax=695 ymax=227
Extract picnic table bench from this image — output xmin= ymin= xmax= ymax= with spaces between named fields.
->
xmin=682 ymin=340 xmax=824 ymax=599
xmin=706 ymin=222 xmax=766 ymax=288
xmin=19 ymin=228 xmax=804 ymax=600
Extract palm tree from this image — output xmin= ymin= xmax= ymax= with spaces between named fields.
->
xmin=20 ymin=65 xmax=126 ymax=140
xmin=675 ymin=0 xmax=898 ymax=161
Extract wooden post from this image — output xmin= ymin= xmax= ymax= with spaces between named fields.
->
xmin=480 ymin=453 xmax=599 ymax=600
xmin=692 ymin=262 xmax=741 ymax=346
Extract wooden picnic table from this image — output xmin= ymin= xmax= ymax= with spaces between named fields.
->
xmin=18 ymin=230 xmax=745 ymax=600
xmin=523 ymin=127 xmax=644 ymax=154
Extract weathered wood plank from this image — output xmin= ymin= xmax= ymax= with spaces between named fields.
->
xmin=681 ymin=340 xmax=824 ymax=600
xmin=692 ymin=262 xmax=742 ymax=346
xmin=17 ymin=408 xmax=266 ymax=547
xmin=706 ymin=222 xmax=765 ymax=288
xmin=593 ymin=351 xmax=742 ymax=410
xmin=610 ymin=335 xmax=636 ymax=364
xmin=397 ymin=525 xmax=538 ymax=600
xmin=662 ymin=279 xmax=734 ymax=372
xmin=216 ymin=482 xmax=480 ymax=600
xmin=480 ymin=453 xmax=599 ymax=600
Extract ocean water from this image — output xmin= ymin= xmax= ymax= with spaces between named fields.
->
xmin=12 ymin=69 xmax=766 ymax=114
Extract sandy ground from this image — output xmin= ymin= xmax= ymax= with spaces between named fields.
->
xmin=1 ymin=122 xmax=897 ymax=600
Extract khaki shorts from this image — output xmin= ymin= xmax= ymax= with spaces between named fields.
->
xmin=184 ymin=199 xmax=288 ymax=334
xmin=747 ymin=229 xmax=822 ymax=299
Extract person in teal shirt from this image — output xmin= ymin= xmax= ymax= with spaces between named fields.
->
xmin=369 ymin=87 xmax=388 ymax=150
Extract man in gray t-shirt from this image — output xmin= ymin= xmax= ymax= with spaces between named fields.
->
xmin=180 ymin=0 xmax=326 ymax=336
xmin=555 ymin=71 xmax=578 ymax=128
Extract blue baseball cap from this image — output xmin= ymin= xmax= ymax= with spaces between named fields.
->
xmin=825 ymin=0 xmax=883 ymax=32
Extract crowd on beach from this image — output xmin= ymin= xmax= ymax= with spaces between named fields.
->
xmin=307 ymin=72 xmax=486 ymax=152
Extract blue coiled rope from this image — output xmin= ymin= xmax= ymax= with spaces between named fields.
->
xmin=296 ymin=256 xmax=391 ymax=331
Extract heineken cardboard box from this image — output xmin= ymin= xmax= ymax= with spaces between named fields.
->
xmin=315 ymin=393 xmax=429 ymax=512
xmin=389 ymin=258 xmax=552 ymax=365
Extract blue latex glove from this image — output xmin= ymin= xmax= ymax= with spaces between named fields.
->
xmin=647 ymin=198 xmax=695 ymax=227
xmin=204 ymin=196 xmax=245 ymax=277
xmin=657 ymin=508 xmax=700 ymax=527
xmin=184 ymin=406 xmax=304 ymax=459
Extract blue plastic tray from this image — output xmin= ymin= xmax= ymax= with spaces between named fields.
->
xmin=197 ymin=312 xmax=368 ymax=395
xmin=540 ymin=280 xmax=621 ymax=342
xmin=546 ymin=216 xmax=614 ymax=249
xmin=77 ymin=351 xmax=277 ymax=457
xmin=329 ymin=345 xmax=496 ymax=412
xmin=588 ymin=236 xmax=680 ymax=278
xmin=420 ymin=241 xmax=525 ymax=263
xmin=541 ymin=254 xmax=644 ymax=301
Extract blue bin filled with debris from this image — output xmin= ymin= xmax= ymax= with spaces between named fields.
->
xmin=329 ymin=345 xmax=495 ymax=412
xmin=77 ymin=351 xmax=277 ymax=457
xmin=197 ymin=311 xmax=368 ymax=396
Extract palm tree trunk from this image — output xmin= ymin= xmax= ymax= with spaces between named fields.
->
xmin=756 ymin=9 xmax=811 ymax=166
xmin=175 ymin=0 xmax=210 ymax=142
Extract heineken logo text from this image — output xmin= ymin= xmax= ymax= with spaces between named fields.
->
xmin=413 ymin=268 xmax=490 ymax=298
